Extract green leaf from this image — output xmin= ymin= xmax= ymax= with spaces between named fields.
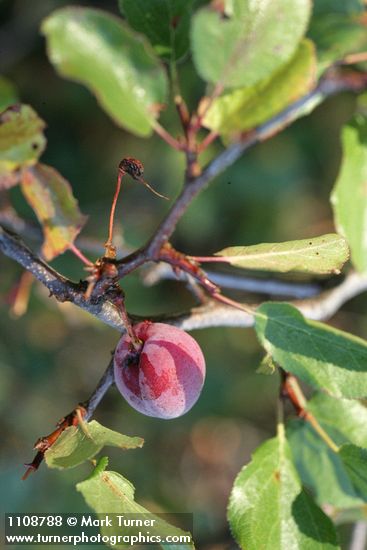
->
xmin=331 ymin=118 xmax=367 ymax=273
xmin=77 ymin=459 xmax=194 ymax=549
xmin=204 ymin=40 xmax=316 ymax=137
xmin=288 ymin=421 xmax=365 ymax=508
xmin=20 ymin=163 xmax=87 ymax=261
xmin=0 ymin=76 xmax=18 ymax=112
xmin=45 ymin=420 xmax=143 ymax=470
xmin=339 ymin=444 xmax=367 ymax=501
xmin=228 ymin=431 xmax=339 ymax=549
xmin=255 ymin=302 xmax=367 ymax=398
xmin=119 ymin=0 xmax=193 ymax=61
xmin=41 ymin=7 xmax=168 ymax=137
xmin=214 ymin=233 xmax=349 ymax=274
xmin=0 ymin=104 xmax=46 ymax=189
xmin=287 ymin=393 xmax=367 ymax=507
xmin=191 ymin=0 xmax=311 ymax=89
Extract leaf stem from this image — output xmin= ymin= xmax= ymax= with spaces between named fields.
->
xmin=189 ymin=255 xmax=228 ymax=263
xmin=153 ymin=121 xmax=184 ymax=151
xmin=198 ymin=131 xmax=219 ymax=154
xmin=282 ymin=373 xmax=340 ymax=454
xmin=68 ymin=243 xmax=94 ymax=266
xmin=277 ymin=394 xmax=285 ymax=438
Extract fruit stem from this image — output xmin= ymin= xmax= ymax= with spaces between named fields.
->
xmin=104 ymin=167 xmax=124 ymax=260
xmin=114 ymin=295 xmax=142 ymax=352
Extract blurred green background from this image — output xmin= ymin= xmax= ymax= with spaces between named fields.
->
xmin=0 ymin=1 xmax=366 ymax=549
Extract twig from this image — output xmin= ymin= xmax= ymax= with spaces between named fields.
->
xmin=2 ymin=70 xmax=367 ymax=333
xmin=342 ymin=52 xmax=367 ymax=65
xmin=141 ymin=262 xmax=321 ymax=298
xmin=23 ymin=358 xmax=115 ymax=478
xmin=153 ymin=121 xmax=184 ymax=151
xmin=198 ymin=130 xmax=219 ymax=154
xmin=82 ymin=357 xmax=115 ymax=420
xmin=158 ymin=270 xmax=367 ymax=332
xmin=174 ymin=95 xmax=190 ymax=131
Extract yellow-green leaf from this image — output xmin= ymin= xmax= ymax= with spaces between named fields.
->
xmin=21 ymin=163 xmax=87 ymax=260
xmin=204 ymin=40 xmax=316 ymax=138
xmin=45 ymin=420 xmax=143 ymax=470
xmin=0 ymin=104 xmax=46 ymax=189
xmin=215 ymin=233 xmax=349 ymax=274
xmin=0 ymin=75 xmax=18 ymax=112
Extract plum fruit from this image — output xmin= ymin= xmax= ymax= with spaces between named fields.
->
xmin=114 ymin=321 xmax=206 ymax=419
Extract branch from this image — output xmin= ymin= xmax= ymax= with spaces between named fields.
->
xmin=82 ymin=357 xmax=115 ymax=420
xmin=0 ymin=224 xmax=126 ymax=331
xmin=155 ymin=271 xmax=367 ymax=331
xmin=2 ymin=224 xmax=367 ymax=332
xmin=142 ymin=262 xmax=322 ymax=299
xmin=145 ymin=68 xmax=367 ymax=257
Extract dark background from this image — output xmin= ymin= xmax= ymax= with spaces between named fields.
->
xmin=0 ymin=1 xmax=365 ymax=548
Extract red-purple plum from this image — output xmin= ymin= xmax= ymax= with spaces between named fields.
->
xmin=114 ymin=321 xmax=206 ymax=419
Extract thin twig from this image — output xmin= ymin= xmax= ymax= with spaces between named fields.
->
xmin=198 ymin=130 xmax=220 ymax=154
xmin=141 ymin=262 xmax=321 ymax=298
xmin=159 ymin=270 xmax=367 ymax=332
xmin=153 ymin=121 xmax=184 ymax=151
xmin=82 ymin=358 xmax=115 ymax=420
